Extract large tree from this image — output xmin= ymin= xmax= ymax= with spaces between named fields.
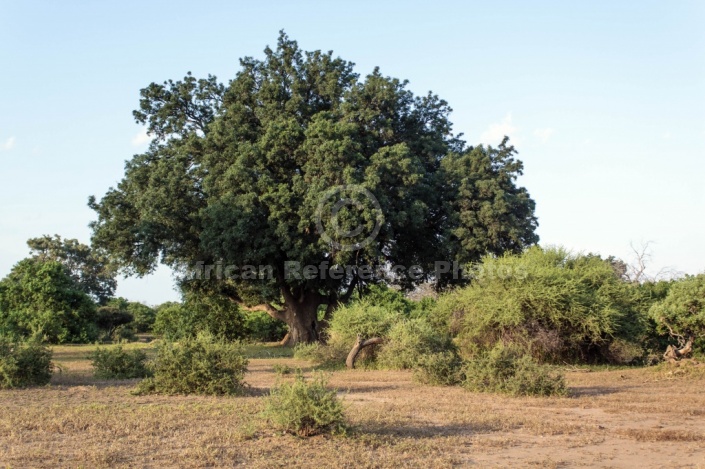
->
xmin=89 ymin=33 xmax=538 ymax=344
xmin=27 ymin=235 xmax=116 ymax=305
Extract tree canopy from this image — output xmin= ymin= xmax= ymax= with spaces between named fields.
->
xmin=0 ymin=258 xmax=97 ymax=343
xmin=89 ymin=32 xmax=538 ymax=344
xmin=27 ymin=234 xmax=116 ymax=305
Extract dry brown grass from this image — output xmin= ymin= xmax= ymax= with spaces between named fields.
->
xmin=1 ymin=344 xmax=704 ymax=468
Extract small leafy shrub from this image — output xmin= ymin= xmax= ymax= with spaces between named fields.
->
xmin=463 ymin=345 xmax=567 ymax=397
xmin=243 ymin=310 xmax=288 ymax=342
xmin=90 ymin=345 xmax=151 ymax=379
xmin=603 ymin=338 xmax=646 ymax=365
xmin=265 ymin=372 xmax=346 ymax=437
xmin=0 ymin=338 xmax=53 ymax=388
xmin=413 ymin=350 xmax=464 ymax=386
xmin=377 ymin=318 xmax=454 ymax=370
xmin=273 ymin=363 xmax=292 ymax=375
xmin=134 ymin=333 xmax=248 ymax=395
xmin=293 ymin=341 xmax=349 ymax=368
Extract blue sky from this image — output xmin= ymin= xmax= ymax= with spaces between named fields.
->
xmin=1 ymin=1 xmax=704 ymax=305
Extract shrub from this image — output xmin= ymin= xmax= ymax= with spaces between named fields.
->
xmin=243 ymin=310 xmax=288 ymax=342
xmin=293 ymin=341 xmax=349 ymax=368
xmin=434 ymin=247 xmax=648 ymax=363
xmin=463 ymin=345 xmax=567 ymax=397
xmin=0 ymin=338 xmax=53 ymax=388
xmin=649 ymin=274 xmax=705 ymax=356
xmin=90 ymin=345 xmax=151 ymax=379
xmin=264 ymin=372 xmax=346 ymax=437
xmin=273 ymin=363 xmax=292 ymax=375
xmin=134 ymin=333 xmax=248 ymax=395
xmin=413 ymin=350 xmax=464 ymax=386
xmin=152 ymin=295 xmax=245 ymax=341
xmin=377 ymin=318 xmax=455 ymax=370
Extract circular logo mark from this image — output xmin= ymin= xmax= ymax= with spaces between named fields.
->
xmin=315 ymin=184 xmax=384 ymax=251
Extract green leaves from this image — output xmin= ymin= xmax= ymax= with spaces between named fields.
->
xmin=89 ymin=32 xmax=539 ymax=338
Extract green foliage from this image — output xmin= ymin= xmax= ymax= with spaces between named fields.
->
xmin=435 ymin=247 xmax=648 ymax=363
xmin=27 ymin=234 xmax=116 ymax=304
xmin=89 ymin=32 xmax=538 ymax=343
xmin=0 ymin=258 xmax=98 ymax=343
xmin=125 ymin=301 xmax=156 ymax=333
xmin=90 ymin=345 xmax=150 ymax=379
xmin=134 ymin=333 xmax=248 ymax=395
xmin=152 ymin=295 xmax=245 ymax=341
xmin=377 ymin=318 xmax=455 ymax=370
xmin=272 ymin=363 xmax=292 ymax=375
xmin=242 ymin=310 xmax=288 ymax=342
xmin=649 ymin=274 xmax=705 ymax=354
xmin=413 ymin=350 xmax=464 ymax=386
xmin=0 ymin=338 xmax=53 ymax=388
xmin=293 ymin=341 xmax=349 ymax=368
xmin=463 ymin=345 xmax=568 ymax=397
xmin=264 ymin=372 xmax=346 ymax=437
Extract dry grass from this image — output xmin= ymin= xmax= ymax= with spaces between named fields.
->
xmin=1 ymin=344 xmax=704 ymax=468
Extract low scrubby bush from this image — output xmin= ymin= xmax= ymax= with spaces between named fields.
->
xmin=434 ymin=247 xmax=649 ymax=363
xmin=413 ymin=350 xmax=464 ymax=386
xmin=264 ymin=372 xmax=346 ymax=437
xmin=134 ymin=333 xmax=248 ymax=395
xmin=90 ymin=346 xmax=151 ymax=379
xmin=377 ymin=318 xmax=455 ymax=370
xmin=0 ymin=338 xmax=53 ymax=388
xmin=463 ymin=345 xmax=567 ymax=397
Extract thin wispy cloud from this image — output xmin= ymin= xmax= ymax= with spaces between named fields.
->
xmin=480 ymin=113 xmax=517 ymax=145
xmin=2 ymin=136 xmax=16 ymax=151
xmin=131 ymin=129 xmax=152 ymax=147
xmin=534 ymin=127 xmax=555 ymax=144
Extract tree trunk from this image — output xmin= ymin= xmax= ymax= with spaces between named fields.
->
xmin=346 ymin=335 xmax=384 ymax=369
xmin=664 ymin=336 xmax=694 ymax=362
xmin=279 ymin=292 xmax=323 ymax=346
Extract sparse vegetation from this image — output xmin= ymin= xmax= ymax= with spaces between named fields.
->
xmin=264 ymin=371 xmax=346 ymax=437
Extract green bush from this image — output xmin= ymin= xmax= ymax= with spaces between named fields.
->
xmin=272 ymin=363 xmax=292 ymax=375
xmin=264 ymin=372 xmax=346 ymax=437
xmin=243 ymin=310 xmax=288 ymax=342
xmin=377 ymin=318 xmax=455 ymax=370
xmin=463 ymin=345 xmax=567 ymax=397
xmin=134 ymin=333 xmax=248 ymax=395
xmin=649 ymin=274 xmax=705 ymax=355
xmin=413 ymin=350 xmax=464 ymax=386
xmin=90 ymin=345 xmax=151 ymax=379
xmin=293 ymin=341 xmax=349 ymax=368
xmin=0 ymin=338 xmax=53 ymax=388
xmin=434 ymin=247 xmax=648 ymax=363
xmin=152 ymin=295 xmax=245 ymax=341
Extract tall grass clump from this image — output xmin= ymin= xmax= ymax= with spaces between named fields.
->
xmin=134 ymin=333 xmax=248 ymax=395
xmin=90 ymin=345 xmax=151 ymax=379
xmin=264 ymin=371 xmax=346 ymax=437
xmin=463 ymin=345 xmax=567 ymax=397
xmin=0 ymin=338 xmax=53 ymax=388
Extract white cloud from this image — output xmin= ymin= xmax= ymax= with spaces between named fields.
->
xmin=534 ymin=127 xmax=555 ymax=144
xmin=131 ymin=129 xmax=152 ymax=146
xmin=479 ymin=113 xmax=517 ymax=145
xmin=662 ymin=131 xmax=671 ymax=139
xmin=2 ymin=137 xmax=15 ymax=151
